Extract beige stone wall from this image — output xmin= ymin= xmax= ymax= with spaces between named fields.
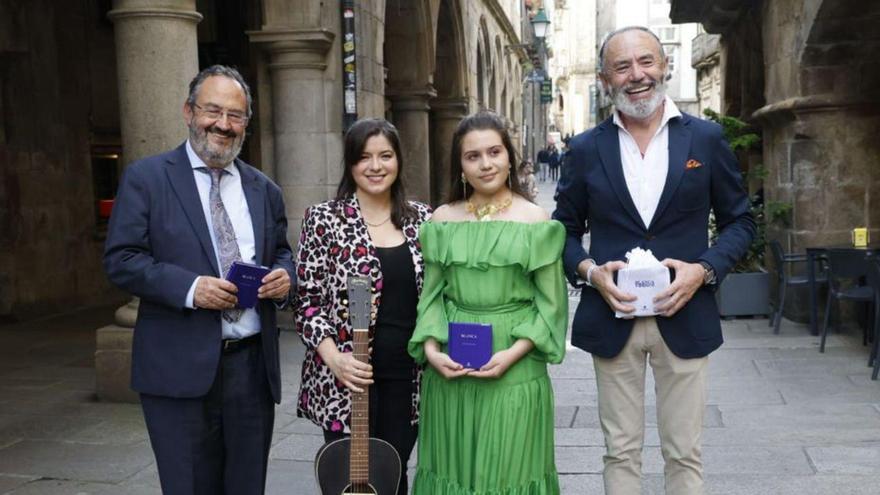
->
xmin=761 ymin=0 xmax=821 ymax=105
xmin=0 ymin=0 xmax=127 ymax=319
xmin=757 ymin=0 xmax=880 ymax=321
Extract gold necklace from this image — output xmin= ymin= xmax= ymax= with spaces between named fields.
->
xmin=466 ymin=195 xmax=512 ymax=221
xmin=364 ymin=215 xmax=391 ymax=227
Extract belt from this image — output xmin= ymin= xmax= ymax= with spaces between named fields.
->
xmin=221 ymin=333 xmax=261 ymax=354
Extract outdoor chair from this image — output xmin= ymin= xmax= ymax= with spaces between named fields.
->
xmin=769 ymin=240 xmax=826 ymax=335
xmin=819 ymin=248 xmax=874 ymax=353
xmin=864 ymin=258 xmax=880 ymax=380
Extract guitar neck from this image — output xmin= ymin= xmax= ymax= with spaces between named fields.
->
xmin=350 ymin=327 xmax=370 ymax=485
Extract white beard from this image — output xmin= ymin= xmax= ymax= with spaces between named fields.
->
xmin=610 ymin=78 xmax=667 ymax=120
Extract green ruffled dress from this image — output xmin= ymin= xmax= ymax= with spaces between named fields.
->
xmin=408 ymin=220 xmax=569 ymax=495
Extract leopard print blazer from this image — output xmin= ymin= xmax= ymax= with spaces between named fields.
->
xmin=294 ymin=196 xmax=431 ymax=432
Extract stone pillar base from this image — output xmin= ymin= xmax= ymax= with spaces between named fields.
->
xmin=95 ymin=325 xmax=139 ymax=403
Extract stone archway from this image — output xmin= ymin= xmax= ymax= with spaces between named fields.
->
xmin=785 ymin=0 xmax=880 ymax=244
xmin=429 ymin=0 xmax=469 ymax=204
xmin=754 ymin=0 xmax=880 ymax=321
xmin=384 ymin=0 xmax=436 ymax=202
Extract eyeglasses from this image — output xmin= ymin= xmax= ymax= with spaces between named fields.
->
xmin=191 ymin=103 xmax=249 ymax=126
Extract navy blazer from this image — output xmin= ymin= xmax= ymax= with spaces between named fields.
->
xmin=553 ymin=113 xmax=755 ymax=359
xmin=103 ymin=143 xmax=295 ymax=402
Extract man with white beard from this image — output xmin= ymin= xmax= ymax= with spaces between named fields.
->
xmin=104 ymin=65 xmax=295 ymax=494
xmin=553 ymin=27 xmax=755 ymax=494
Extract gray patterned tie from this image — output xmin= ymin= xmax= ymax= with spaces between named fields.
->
xmin=207 ymin=167 xmax=243 ymax=323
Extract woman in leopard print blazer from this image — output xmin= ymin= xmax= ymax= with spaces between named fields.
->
xmin=294 ymin=118 xmax=431 ymax=495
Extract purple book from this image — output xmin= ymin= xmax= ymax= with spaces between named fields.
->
xmin=448 ymin=322 xmax=493 ymax=369
xmin=225 ymin=261 xmax=270 ymax=309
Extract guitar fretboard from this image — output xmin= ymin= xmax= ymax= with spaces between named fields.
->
xmin=349 ymin=328 xmax=370 ymax=485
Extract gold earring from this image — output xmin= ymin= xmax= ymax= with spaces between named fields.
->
xmin=461 ymin=172 xmax=467 ymax=197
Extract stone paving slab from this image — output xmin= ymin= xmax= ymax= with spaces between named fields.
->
xmin=265 ymin=459 xmax=320 ymax=495
xmin=806 ymin=446 xmax=880 ymax=475
xmin=270 ymin=432 xmax=326 ymax=462
xmin=754 ymin=355 xmax=879 ymax=377
xmin=774 ymin=374 xmax=880 ymax=404
xmin=701 ymin=425 xmax=880 ymax=447
xmin=0 ymin=439 xmax=154 ymax=483
xmin=552 ymin=378 xmax=598 ymax=406
xmin=699 ymin=474 xmax=879 ymax=495
xmin=705 ymin=378 xmax=785 ymax=405
xmin=0 ymin=480 xmax=118 ymax=495
xmin=0 ymin=413 xmax=105 ymax=446
xmin=0 ymin=476 xmax=33 ymax=494
xmin=718 ymin=402 xmax=880 ymax=429
xmin=572 ymin=405 xmax=724 ymax=428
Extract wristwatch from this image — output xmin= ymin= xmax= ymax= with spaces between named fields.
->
xmin=699 ymin=261 xmax=716 ymax=285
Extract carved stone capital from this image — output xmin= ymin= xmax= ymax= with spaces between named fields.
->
xmin=388 ymin=87 xmax=438 ymax=112
xmin=248 ymin=29 xmax=335 ymax=71
xmin=430 ymin=97 xmax=469 ymax=121
xmin=107 ymin=0 xmax=202 ymax=24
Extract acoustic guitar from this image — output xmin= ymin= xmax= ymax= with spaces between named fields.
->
xmin=314 ymin=276 xmax=403 ymax=494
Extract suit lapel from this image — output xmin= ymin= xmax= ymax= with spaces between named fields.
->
xmin=597 ymin=121 xmax=646 ymax=231
xmin=164 ymin=144 xmax=220 ymax=276
xmin=648 ymin=116 xmax=692 ymax=229
xmin=238 ymin=161 xmax=266 ymax=266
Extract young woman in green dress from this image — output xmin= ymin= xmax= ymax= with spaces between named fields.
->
xmin=408 ymin=111 xmax=569 ymax=494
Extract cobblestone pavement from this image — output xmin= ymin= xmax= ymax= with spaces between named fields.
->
xmin=1 ymin=180 xmax=879 ymax=494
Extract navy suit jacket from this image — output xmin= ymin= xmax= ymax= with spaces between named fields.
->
xmin=553 ymin=113 xmax=755 ymax=359
xmin=103 ymin=143 xmax=295 ymax=402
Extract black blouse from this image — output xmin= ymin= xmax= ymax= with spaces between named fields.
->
xmin=372 ymin=242 xmax=418 ymax=379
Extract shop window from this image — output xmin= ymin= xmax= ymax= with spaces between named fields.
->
xmin=91 ymin=147 xmax=120 ymax=234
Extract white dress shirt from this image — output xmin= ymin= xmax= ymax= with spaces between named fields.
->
xmin=612 ymin=96 xmax=682 ymax=228
xmin=184 ymin=140 xmax=261 ymax=339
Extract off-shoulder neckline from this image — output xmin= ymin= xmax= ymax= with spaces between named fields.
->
xmin=425 ymin=219 xmax=560 ymax=226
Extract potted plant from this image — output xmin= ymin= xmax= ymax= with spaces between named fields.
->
xmin=703 ymin=110 xmax=790 ymax=317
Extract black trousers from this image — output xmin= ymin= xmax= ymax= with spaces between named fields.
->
xmin=141 ymin=338 xmax=275 ymax=495
xmin=323 ymin=378 xmax=418 ymax=495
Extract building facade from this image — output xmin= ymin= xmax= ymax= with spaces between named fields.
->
xmin=0 ymin=0 xmax=530 ymax=321
xmin=691 ymin=26 xmax=722 ymax=116
xmin=548 ymin=0 xmax=599 ymax=137
xmin=671 ymin=0 xmax=880 ymax=321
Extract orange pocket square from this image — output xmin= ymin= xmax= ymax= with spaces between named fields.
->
xmin=685 ymin=159 xmax=702 ymax=169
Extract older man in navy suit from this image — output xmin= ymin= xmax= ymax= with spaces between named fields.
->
xmin=554 ymin=27 xmax=754 ymax=494
xmin=104 ymin=65 xmax=294 ymax=494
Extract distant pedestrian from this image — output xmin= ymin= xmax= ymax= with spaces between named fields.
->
xmin=549 ymin=145 xmax=561 ymax=182
xmin=536 ymin=145 xmax=552 ymax=182
xmin=554 ymin=26 xmax=755 ymax=495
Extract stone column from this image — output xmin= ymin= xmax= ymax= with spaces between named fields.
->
xmin=389 ymin=89 xmax=436 ymax=203
xmin=97 ymin=0 xmax=201 ymax=403
xmin=108 ymin=0 xmax=202 ymax=164
xmin=248 ymin=28 xmax=337 ymax=241
xmin=430 ymin=98 xmax=469 ymax=205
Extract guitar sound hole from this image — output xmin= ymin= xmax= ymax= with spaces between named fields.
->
xmin=343 ymin=483 xmax=377 ymax=494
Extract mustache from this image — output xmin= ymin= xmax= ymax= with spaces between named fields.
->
xmin=623 ymin=78 xmax=658 ymax=92
xmin=206 ymin=125 xmax=237 ymax=138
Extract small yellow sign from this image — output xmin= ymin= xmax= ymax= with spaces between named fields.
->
xmin=852 ymin=227 xmax=869 ymax=247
